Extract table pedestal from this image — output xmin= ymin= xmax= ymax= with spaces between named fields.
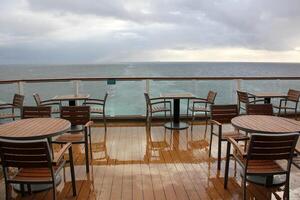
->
xmin=164 ymin=98 xmax=189 ymax=130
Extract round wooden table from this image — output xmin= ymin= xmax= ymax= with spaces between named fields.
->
xmin=0 ymin=118 xmax=71 ymax=140
xmin=230 ymin=115 xmax=300 ymax=186
xmin=0 ymin=118 xmax=71 ymax=192
xmin=231 ymin=115 xmax=300 ymax=134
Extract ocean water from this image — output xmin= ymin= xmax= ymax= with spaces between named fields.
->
xmin=0 ymin=62 xmax=300 ymax=116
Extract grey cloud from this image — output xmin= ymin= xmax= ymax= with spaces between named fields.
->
xmin=0 ymin=0 xmax=300 ymax=64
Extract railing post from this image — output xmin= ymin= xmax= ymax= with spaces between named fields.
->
xmin=73 ymin=80 xmax=80 ymax=96
xmin=145 ymin=79 xmax=150 ymax=94
xmin=17 ymin=81 xmax=24 ymax=95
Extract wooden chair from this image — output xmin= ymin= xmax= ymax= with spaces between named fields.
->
xmin=273 ymin=89 xmax=300 ymax=119
xmin=83 ymin=92 xmax=108 ymax=131
xmin=224 ymin=133 xmax=299 ymax=200
xmin=209 ymin=104 xmax=248 ymax=170
xmin=53 ymin=106 xmax=93 ymax=173
xmin=237 ymin=90 xmax=264 ymax=114
xmin=144 ymin=93 xmax=172 ymax=126
xmin=22 ymin=106 xmax=52 ymax=119
xmin=33 ymin=93 xmax=60 ymax=114
xmin=0 ymin=139 xmax=76 ymax=200
xmin=187 ymin=90 xmax=217 ymax=134
xmin=0 ymin=94 xmax=24 ymax=120
xmin=246 ymin=104 xmax=274 ymax=115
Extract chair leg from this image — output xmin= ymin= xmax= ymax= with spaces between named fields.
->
xmin=217 ymin=138 xmax=222 ymax=170
xmin=242 ymin=174 xmax=247 ymax=200
xmin=209 ymin=132 xmax=213 ymax=157
xmin=5 ymin=183 xmax=10 ymax=200
xmin=283 ymin=174 xmax=290 ymax=200
xmin=84 ymin=132 xmax=90 ymax=173
xmin=89 ymin=128 xmax=93 ymax=160
xmin=224 ymin=141 xmax=231 ymax=189
xmin=52 ymin=181 xmax=57 ymax=200
xmin=191 ymin=111 xmax=195 ymax=131
xmin=204 ymin=112 xmax=208 ymax=138
xmin=103 ymin=115 xmax=107 ymax=132
xmin=69 ymin=147 xmax=77 ymax=196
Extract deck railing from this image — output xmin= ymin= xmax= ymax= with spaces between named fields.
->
xmin=1 ymin=76 xmax=300 ymax=117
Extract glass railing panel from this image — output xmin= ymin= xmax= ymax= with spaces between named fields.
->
xmin=84 ymin=80 xmax=145 ymax=116
xmin=23 ymin=82 xmax=74 ymax=105
xmin=0 ymin=83 xmax=17 ymax=103
xmin=241 ymin=79 xmax=300 ymax=110
xmin=150 ymin=80 xmax=235 ymax=115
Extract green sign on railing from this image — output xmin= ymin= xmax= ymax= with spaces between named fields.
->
xmin=107 ymin=79 xmax=116 ymax=85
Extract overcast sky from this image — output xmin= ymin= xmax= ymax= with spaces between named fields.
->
xmin=1 ymin=0 xmax=300 ymax=64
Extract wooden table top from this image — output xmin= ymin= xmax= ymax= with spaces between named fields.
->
xmin=248 ymin=92 xmax=286 ymax=98
xmin=160 ymin=92 xmax=194 ymax=99
xmin=231 ymin=115 xmax=300 ymax=134
xmin=0 ymin=118 xmax=71 ymax=140
xmin=52 ymin=94 xmax=90 ymax=101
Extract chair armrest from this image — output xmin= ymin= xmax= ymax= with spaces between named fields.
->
xmin=83 ymin=101 xmax=104 ymax=106
xmin=249 ymin=99 xmax=265 ymax=103
xmin=191 ymin=97 xmax=207 ymax=101
xmin=151 ymin=100 xmax=171 ymax=105
xmin=85 ymin=98 xmax=105 ymax=103
xmin=40 ymin=102 xmax=61 ymax=106
xmin=210 ymin=119 xmax=222 ymax=126
xmin=53 ymin=142 xmax=72 ymax=165
xmin=85 ymin=120 xmax=94 ymax=127
xmin=150 ymin=97 xmax=168 ymax=101
xmin=227 ymin=137 xmax=247 ymax=158
xmin=0 ymin=104 xmax=14 ymax=109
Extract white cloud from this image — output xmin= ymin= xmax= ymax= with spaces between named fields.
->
xmin=0 ymin=0 xmax=300 ymax=63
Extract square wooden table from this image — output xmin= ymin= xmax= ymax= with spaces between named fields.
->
xmin=51 ymin=94 xmax=90 ymax=106
xmin=160 ymin=92 xmax=194 ymax=130
xmin=248 ymin=92 xmax=286 ymax=103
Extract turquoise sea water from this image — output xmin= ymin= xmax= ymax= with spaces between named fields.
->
xmin=0 ymin=62 xmax=300 ymax=116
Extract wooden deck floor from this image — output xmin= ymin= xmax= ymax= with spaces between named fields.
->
xmin=1 ymin=124 xmax=300 ymax=200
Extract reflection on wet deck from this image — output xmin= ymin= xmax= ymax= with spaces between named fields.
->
xmin=1 ymin=124 xmax=300 ymax=199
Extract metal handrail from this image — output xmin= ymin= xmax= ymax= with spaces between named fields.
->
xmin=1 ymin=76 xmax=300 ymax=84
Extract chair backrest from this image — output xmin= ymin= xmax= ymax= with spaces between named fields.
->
xmin=207 ymin=91 xmax=217 ymax=104
xmin=33 ymin=93 xmax=42 ymax=106
xmin=211 ymin=104 xmax=239 ymax=123
xmin=247 ymin=133 xmax=299 ymax=162
xmin=287 ymin=89 xmax=300 ymax=102
xmin=144 ymin=93 xmax=151 ymax=106
xmin=246 ymin=104 xmax=273 ymax=115
xmin=102 ymin=92 xmax=109 ymax=109
xmin=22 ymin=106 xmax=52 ymax=119
xmin=60 ymin=106 xmax=90 ymax=125
xmin=237 ymin=90 xmax=249 ymax=104
xmin=12 ymin=94 xmax=24 ymax=108
xmin=0 ymin=139 xmax=52 ymax=169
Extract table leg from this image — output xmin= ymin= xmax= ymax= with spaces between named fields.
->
xmin=173 ymin=98 xmax=180 ymax=124
xmin=69 ymin=100 xmax=76 ymax=106
xmin=164 ymin=98 xmax=189 ymax=130
xmin=264 ymin=98 xmax=271 ymax=104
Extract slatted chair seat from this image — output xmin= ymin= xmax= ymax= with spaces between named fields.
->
xmin=55 ymin=133 xmax=85 ymax=143
xmin=0 ymin=113 xmax=17 ymax=119
xmin=209 ymin=104 xmax=249 ymax=170
xmin=144 ymin=93 xmax=172 ymax=127
xmin=221 ymin=132 xmax=249 ymax=140
xmin=90 ymin=107 xmax=103 ymax=113
xmin=52 ymin=106 xmax=93 ymax=173
xmin=0 ymin=139 xmax=76 ymax=199
xmin=189 ymin=105 xmax=209 ymax=112
xmin=224 ymin=133 xmax=299 ymax=200
xmin=12 ymin=166 xmax=62 ymax=183
xmin=247 ymin=160 xmax=285 ymax=174
xmin=0 ymin=94 xmax=24 ymax=121
xmin=273 ymin=89 xmax=300 ymax=119
xmin=187 ymin=91 xmax=217 ymax=135
xmin=152 ymin=104 xmax=170 ymax=113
